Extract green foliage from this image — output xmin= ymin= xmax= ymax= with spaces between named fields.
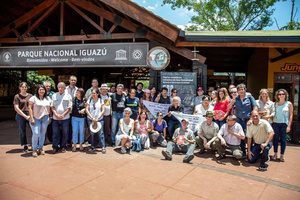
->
xmin=135 ymin=80 xmax=149 ymax=90
xmin=27 ymin=71 xmax=55 ymax=93
xmin=280 ymin=21 xmax=300 ymax=30
xmin=162 ymin=0 xmax=284 ymax=31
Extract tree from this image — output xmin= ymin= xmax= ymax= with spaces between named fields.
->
xmin=162 ymin=0 xmax=284 ymax=31
xmin=279 ymin=0 xmax=300 ymax=30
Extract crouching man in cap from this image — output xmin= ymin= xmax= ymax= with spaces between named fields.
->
xmin=195 ymin=111 xmax=219 ymax=154
xmin=162 ymin=118 xmax=195 ymax=163
xmin=247 ymin=111 xmax=274 ymax=170
xmin=215 ymin=115 xmax=245 ymax=160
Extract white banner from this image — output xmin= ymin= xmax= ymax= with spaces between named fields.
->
xmin=171 ymin=112 xmax=206 ymax=133
xmin=143 ymin=100 xmax=171 ymax=118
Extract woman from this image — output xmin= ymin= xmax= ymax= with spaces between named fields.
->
xmin=170 ymin=88 xmax=181 ymax=104
xmin=256 ymin=89 xmax=275 ymax=124
xmin=116 ymin=108 xmax=134 ymax=154
xmin=272 ymin=89 xmax=293 ymax=162
xmin=151 ymin=112 xmax=167 ymax=147
xmin=150 ymin=86 xmax=157 ymax=102
xmin=140 ymin=89 xmax=154 ymax=121
xmin=71 ymin=88 xmax=86 ymax=152
xmin=13 ymin=82 xmax=33 ymax=152
xmin=125 ymin=88 xmax=141 ymax=120
xmin=86 ymin=88 xmax=106 ymax=153
xmin=193 ymin=87 xmax=204 ymax=107
xmin=193 ymin=95 xmax=214 ymax=118
xmin=28 ymin=85 xmax=51 ymax=157
xmin=132 ymin=111 xmax=152 ymax=151
xmin=209 ymin=90 xmax=217 ymax=107
xmin=213 ymin=87 xmax=230 ymax=128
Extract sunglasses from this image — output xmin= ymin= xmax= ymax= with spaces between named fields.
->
xmin=230 ymin=92 xmax=237 ymax=94
xmin=157 ymin=114 xmax=163 ymax=116
xmin=278 ymin=93 xmax=285 ymax=96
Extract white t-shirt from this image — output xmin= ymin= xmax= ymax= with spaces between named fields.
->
xmin=87 ymin=98 xmax=104 ymax=120
xmin=101 ymin=94 xmax=111 ymax=116
xmin=29 ymin=96 xmax=52 ymax=119
xmin=194 ymin=104 xmax=213 ymax=117
xmin=219 ymin=123 xmax=244 ymax=146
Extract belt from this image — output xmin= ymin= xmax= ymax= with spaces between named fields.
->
xmin=238 ymin=118 xmax=250 ymax=121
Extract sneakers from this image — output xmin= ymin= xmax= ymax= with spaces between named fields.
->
xmin=216 ymin=154 xmax=226 ymax=160
xmin=280 ymin=155 xmax=285 ymax=162
xmin=32 ymin=150 xmax=38 ymax=157
xmin=38 ymin=149 xmax=45 ymax=155
xmin=23 ymin=145 xmax=28 ymax=153
xmin=89 ymin=146 xmax=95 ymax=152
xmin=121 ymin=147 xmax=126 ymax=154
xmin=162 ymin=150 xmax=172 ymax=160
xmin=72 ymin=145 xmax=76 ymax=152
xmin=259 ymin=165 xmax=267 ymax=171
xmin=183 ymin=155 xmax=194 ymax=163
xmin=102 ymin=148 xmax=106 ymax=154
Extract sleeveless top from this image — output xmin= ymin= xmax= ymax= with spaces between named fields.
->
xmin=119 ymin=118 xmax=134 ymax=135
xmin=274 ymin=101 xmax=291 ymax=125
xmin=136 ymin=120 xmax=149 ymax=134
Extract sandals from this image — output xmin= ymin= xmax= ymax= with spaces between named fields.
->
xmin=280 ymin=155 xmax=285 ymax=162
xmin=271 ymin=154 xmax=277 ymax=160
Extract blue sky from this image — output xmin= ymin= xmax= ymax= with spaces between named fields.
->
xmin=131 ymin=0 xmax=300 ymax=30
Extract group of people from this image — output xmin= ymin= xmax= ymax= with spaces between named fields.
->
xmin=13 ymin=76 xmax=293 ymax=170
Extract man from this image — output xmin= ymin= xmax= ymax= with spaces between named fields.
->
xmin=162 ymin=119 xmax=195 ymax=163
xmin=215 ymin=115 xmax=245 ymax=160
xmin=100 ymin=83 xmax=112 ymax=144
xmin=65 ymin=75 xmax=78 ymax=100
xmin=135 ymin=82 xmax=144 ymax=99
xmin=155 ymin=87 xmax=170 ymax=104
xmin=110 ymin=84 xmax=126 ymax=146
xmin=247 ymin=111 xmax=274 ymax=170
xmin=167 ymin=97 xmax=184 ymax=138
xmin=43 ymin=81 xmax=55 ymax=99
xmin=51 ymin=82 xmax=72 ymax=153
xmin=43 ymin=81 xmax=55 ymax=142
xmin=195 ymin=111 xmax=219 ymax=154
xmin=85 ymin=78 xmax=99 ymax=100
xmin=229 ymin=83 xmax=257 ymax=154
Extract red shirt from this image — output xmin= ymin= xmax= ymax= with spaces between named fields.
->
xmin=213 ymin=99 xmax=230 ymax=113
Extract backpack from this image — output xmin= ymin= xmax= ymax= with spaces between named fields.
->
xmin=154 ymin=119 xmax=166 ymax=131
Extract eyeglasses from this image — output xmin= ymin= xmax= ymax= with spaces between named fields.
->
xmin=157 ymin=114 xmax=163 ymax=117
xmin=173 ymin=92 xmax=177 ymax=93
xmin=278 ymin=93 xmax=285 ymax=96
xmin=130 ymin=93 xmax=136 ymax=95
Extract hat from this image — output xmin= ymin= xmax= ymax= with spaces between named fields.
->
xmin=181 ymin=118 xmax=189 ymax=124
xmin=100 ymin=84 xmax=109 ymax=90
xmin=197 ymin=87 xmax=203 ymax=91
xmin=204 ymin=111 xmax=214 ymax=117
xmin=89 ymin=122 xmax=102 ymax=133
xmin=144 ymin=89 xmax=150 ymax=93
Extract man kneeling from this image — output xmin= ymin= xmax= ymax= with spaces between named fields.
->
xmin=247 ymin=111 xmax=274 ymax=170
xmin=162 ymin=119 xmax=195 ymax=163
xmin=215 ymin=115 xmax=245 ymax=160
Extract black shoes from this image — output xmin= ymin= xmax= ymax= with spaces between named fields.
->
xmin=216 ymin=154 xmax=226 ymax=160
xmin=23 ymin=145 xmax=28 ymax=153
xmin=162 ymin=150 xmax=172 ymax=160
xmin=198 ymin=149 xmax=205 ymax=154
xmin=183 ymin=155 xmax=194 ymax=163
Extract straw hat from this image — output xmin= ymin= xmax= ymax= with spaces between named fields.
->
xmin=89 ymin=122 xmax=102 ymax=133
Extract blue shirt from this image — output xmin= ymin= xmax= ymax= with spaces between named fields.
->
xmin=125 ymin=96 xmax=140 ymax=114
xmin=152 ymin=119 xmax=167 ymax=133
xmin=135 ymin=91 xmax=144 ymax=99
xmin=235 ymin=95 xmax=257 ymax=119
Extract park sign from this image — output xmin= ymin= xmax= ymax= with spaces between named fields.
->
xmin=0 ymin=43 xmax=148 ymax=68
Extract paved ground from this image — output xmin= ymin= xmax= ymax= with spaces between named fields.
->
xmin=0 ymin=117 xmax=300 ymax=200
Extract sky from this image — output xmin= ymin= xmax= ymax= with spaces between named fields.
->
xmin=131 ymin=0 xmax=300 ymax=30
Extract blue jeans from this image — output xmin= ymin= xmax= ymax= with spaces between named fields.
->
xmin=167 ymin=119 xmax=181 ymax=138
xmin=30 ymin=115 xmax=49 ymax=150
xmin=72 ymin=117 xmax=85 ymax=144
xmin=87 ymin=119 xmax=105 ymax=148
xmin=237 ymin=118 xmax=249 ymax=154
xmin=52 ymin=119 xmax=70 ymax=150
xmin=272 ymin=123 xmax=287 ymax=154
xmin=15 ymin=112 xmax=29 ymax=146
xmin=248 ymin=142 xmax=272 ymax=166
xmin=111 ymin=111 xmax=124 ymax=144
xmin=215 ymin=119 xmax=226 ymax=129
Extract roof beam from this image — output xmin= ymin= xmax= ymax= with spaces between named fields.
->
xmin=99 ymin=0 xmax=180 ymax=42
xmin=0 ymin=0 xmax=57 ymax=38
xmin=60 ymin=2 xmax=64 ymax=36
xmin=22 ymin=2 xmax=59 ymax=37
xmin=176 ymin=41 xmax=300 ymax=48
xmin=270 ymin=48 xmax=300 ymax=63
xmin=66 ymin=1 xmax=106 ymax=33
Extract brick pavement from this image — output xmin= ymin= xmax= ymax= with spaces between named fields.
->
xmin=0 ymin=119 xmax=299 ymax=200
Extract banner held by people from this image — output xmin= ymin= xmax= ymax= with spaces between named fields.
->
xmin=171 ymin=112 xmax=206 ymax=133
xmin=143 ymin=100 xmax=171 ymax=118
